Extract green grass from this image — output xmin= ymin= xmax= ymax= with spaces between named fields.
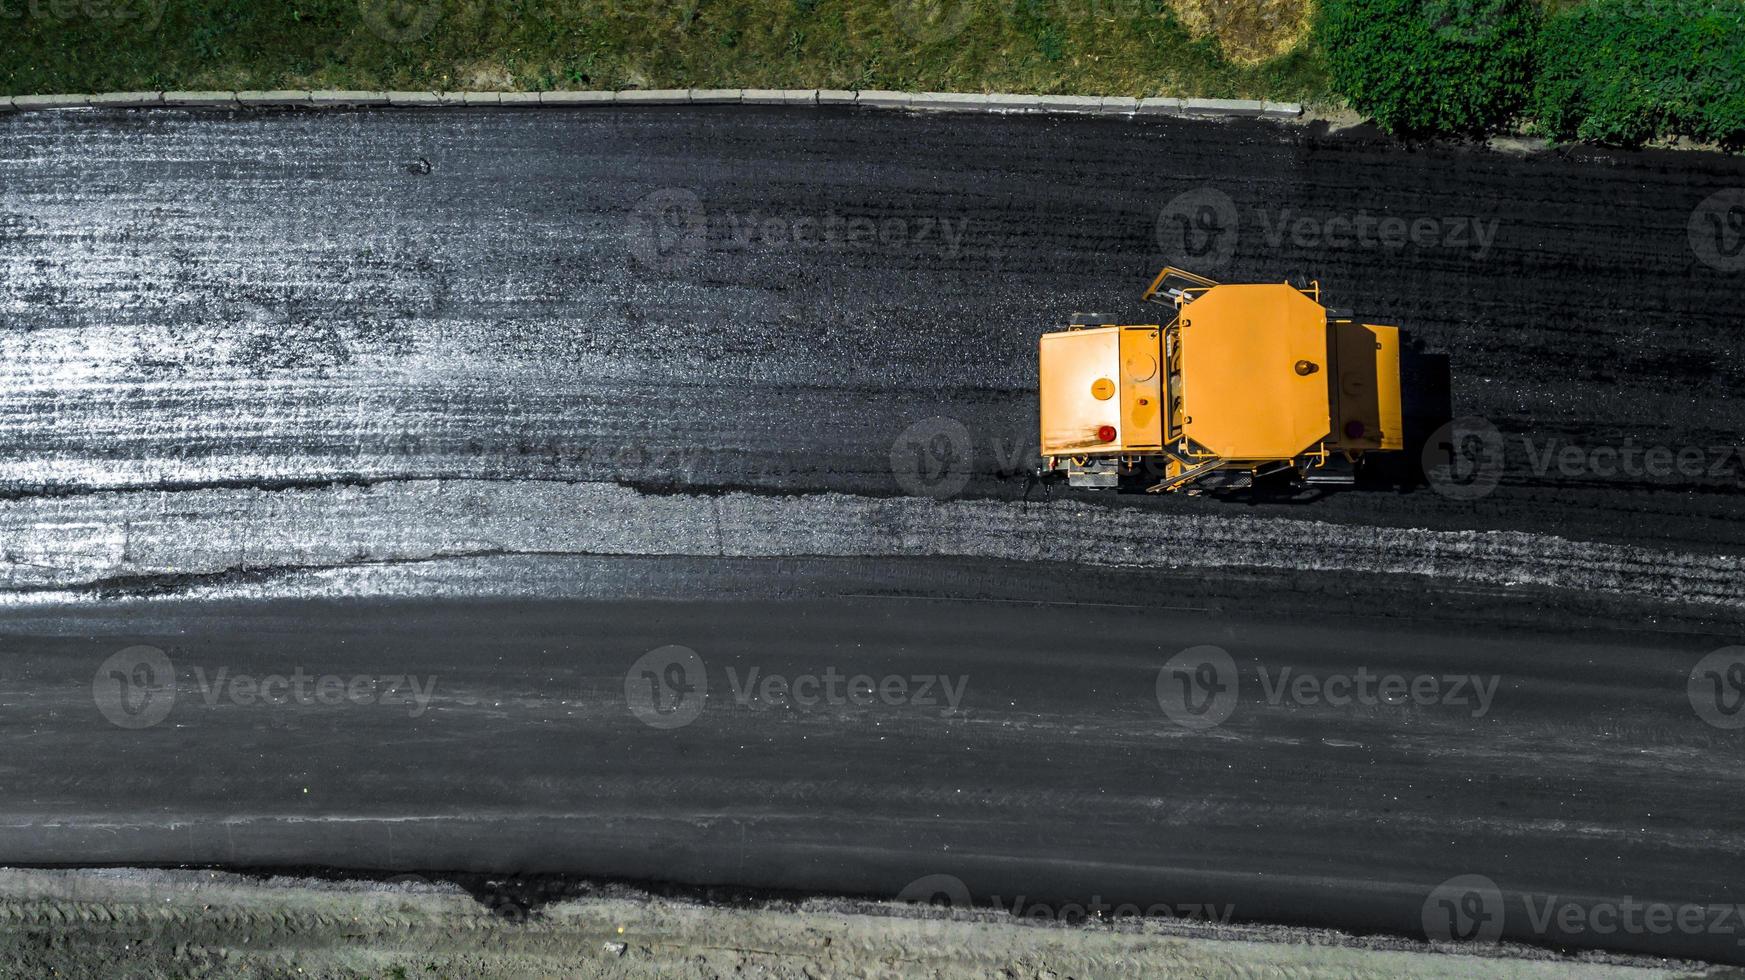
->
xmin=0 ymin=0 xmax=1330 ymax=101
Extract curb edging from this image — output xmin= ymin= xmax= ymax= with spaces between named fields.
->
xmin=0 ymin=88 xmax=1302 ymax=121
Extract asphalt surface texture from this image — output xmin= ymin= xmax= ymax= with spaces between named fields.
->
xmin=1 ymin=104 xmax=1743 ymax=964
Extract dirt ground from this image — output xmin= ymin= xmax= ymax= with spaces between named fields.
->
xmin=0 ymin=868 xmax=1726 ymax=980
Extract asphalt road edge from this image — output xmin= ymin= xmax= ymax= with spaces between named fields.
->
xmin=0 ymin=89 xmax=1303 ymax=119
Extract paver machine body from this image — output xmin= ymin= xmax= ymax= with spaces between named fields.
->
xmin=1038 ymin=267 xmax=1404 ymax=492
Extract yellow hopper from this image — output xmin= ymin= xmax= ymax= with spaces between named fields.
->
xmin=1039 ymin=267 xmax=1404 ymax=493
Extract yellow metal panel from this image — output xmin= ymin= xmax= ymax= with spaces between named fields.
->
xmin=1327 ymin=322 xmax=1404 ymax=452
xmin=1372 ymin=325 xmax=1403 ymax=451
xmin=1039 ymin=328 xmax=1120 ymax=456
xmin=1119 ymin=327 xmax=1164 ymax=450
xmin=1178 ymin=284 xmax=1332 ymax=460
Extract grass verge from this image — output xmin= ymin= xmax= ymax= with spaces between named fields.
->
xmin=0 ymin=0 xmax=1328 ymax=101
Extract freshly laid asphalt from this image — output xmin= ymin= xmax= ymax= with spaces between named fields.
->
xmin=0 ymin=104 xmax=1743 ymax=962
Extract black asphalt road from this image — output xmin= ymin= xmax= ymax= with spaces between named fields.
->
xmin=2 ymin=105 xmax=1744 ymax=963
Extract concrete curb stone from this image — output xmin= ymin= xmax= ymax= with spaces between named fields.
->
xmin=236 ymin=91 xmax=313 ymax=106
xmin=88 ymin=92 xmax=164 ymax=107
xmin=857 ymin=91 xmax=913 ymax=109
xmin=1033 ymin=95 xmax=1103 ymax=113
xmin=744 ymin=89 xmax=818 ymax=105
xmin=1 ymin=88 xmax=1290 ymax=122
xmin=912 ymin=92 xmax=993 ymax=111
xmin=13 ymin=94 xmax=93 ymax=109
xmin=616 ymin=90 xmax=689 ymax=104
xmin=386 ymin=91 xmax=464 ymax=106
xmin=1182 ymin=97 xmax=1265 ymax=117
xmin=982 ymin=94 xmax=1044 ymax=112
xmin=310 ymin=91 xmax=389 ymax=106
xmin=539 ymin=91 xmax=615 ymax=105
xmin=161 ymin=91 xmax=237 ymax=107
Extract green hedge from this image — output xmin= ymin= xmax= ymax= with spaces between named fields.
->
xmin=1532 ymin=0 xmax=1745 ymax=148
xmin=1316 ymin=0 xmax=1539 ymax=136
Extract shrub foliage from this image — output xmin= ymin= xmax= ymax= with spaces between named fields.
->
xmin=1532 ymin=0 xmax=1745 ymax=147
xmin=1317 ymin=0 xmax=1540 ymax=135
